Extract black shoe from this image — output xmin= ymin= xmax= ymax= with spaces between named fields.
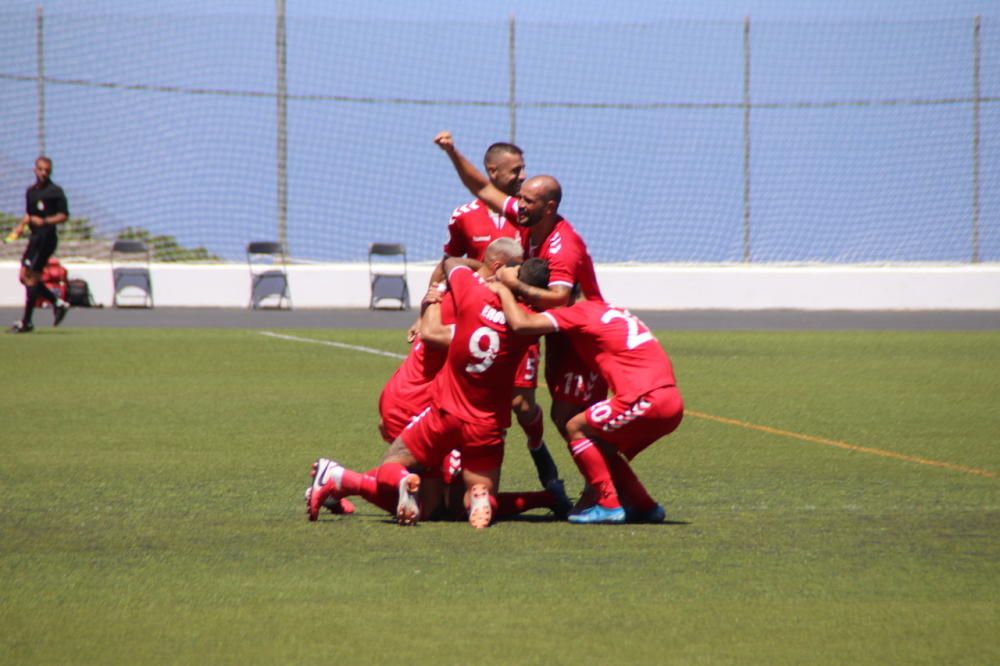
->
xmin=545 ymin=478 xmax=574 ymax=520
xmin=53 ymin=302 xmax=69 ymax=327
xmin=7 ymin=321 xmax=34 ymax=334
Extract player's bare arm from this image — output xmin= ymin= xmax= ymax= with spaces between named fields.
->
xmin=497 ymin=265 xmax=572 ymax=310
xmin=430 ymin=254 xmax=482 ymax=286
xmin=495 ymin=283 xmax=557 ymax=335
xmin=434 ymin=131 xmax=508 ymax=213
xmin=407 ymin=256 xmax=482 ymax=342
xmin=419 ymin=302 xmax=453 ymax=349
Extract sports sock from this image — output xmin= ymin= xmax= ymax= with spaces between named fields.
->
xmin=374 ymin=462 xmax=415 ymax=513
xmin=568 ymin=438 xmax=621 ymax=508
xmin=521 ymin=405 xmax=545 ymax=450
xmin=335 ymin=467 xmax=396 ymax=514
xmin=602 ymin=450 xmax=657 ymax=512
xmin=337 ymin=467 xmax=374 ymax=497
xmin=35 ymin=282 xmax=58 ymax=305
xmin=22 ymin=284 xmax=39 ymax=325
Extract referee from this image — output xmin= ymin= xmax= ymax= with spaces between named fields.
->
xmin=5 ymin=156 xmax=71 ymax=333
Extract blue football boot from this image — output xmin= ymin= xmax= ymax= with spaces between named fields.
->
xmin=568 ymin=504 xmax=626 ymax=524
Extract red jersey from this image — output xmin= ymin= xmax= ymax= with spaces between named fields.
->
xmin=502 ymin=197 xmax=603 ymax=301
xmin=541 ymin=300 xmax=676 ymax=404
xmin=444 ymin=199 xmax=520 ymax=262
xmin=381 ymin=293 xmax=455 ymax=411
xmin=431 ymin=265 xmax=538 ymax=427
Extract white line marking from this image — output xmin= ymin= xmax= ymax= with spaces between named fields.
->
xmin=258 ymin=331 xmax=406 ymax=360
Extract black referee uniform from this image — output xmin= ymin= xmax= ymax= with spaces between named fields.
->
xmin=22 ymin=179 xmax=68 ymax=273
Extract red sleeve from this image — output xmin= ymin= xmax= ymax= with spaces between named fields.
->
xmin=445 ymin=264 xmax=476 ymax=308
xmin=502 ymin=197 xmax=519 ymax=225
xmin=443 ymin=209 xmax=468 ymax=257
xmin=544 ymin=300 xmax=592 ymax=333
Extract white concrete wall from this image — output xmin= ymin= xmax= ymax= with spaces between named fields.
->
xmin=2 ymin=261 xmax=998 ymax=310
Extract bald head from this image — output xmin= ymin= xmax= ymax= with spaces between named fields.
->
xmin=484 ymin=236 xmax=523 ymax=265
xmin=523 ymin=175 xmax=561 ymax=207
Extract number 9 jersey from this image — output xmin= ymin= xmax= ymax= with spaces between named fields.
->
xmin=431 ymin=265 xmax=541 ymax=429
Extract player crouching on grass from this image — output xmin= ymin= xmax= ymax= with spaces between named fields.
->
xmin=308 ymin=251 xmax=558 ymax=529
xmin=489 ymin=266 xmax=684 ymax=525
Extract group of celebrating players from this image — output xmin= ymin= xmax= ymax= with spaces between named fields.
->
xmin=304 ymin=131 xmax=684 ymax=528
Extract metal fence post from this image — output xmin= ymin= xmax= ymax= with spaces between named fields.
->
xmin=972 ymin=15 xmax=981 ymax=264
xmin=36 ymin=5 xmax=45 ymax=157
xmin=509 ymin=14 xmax=517 ymax=144
xmin=276 ymin=0 xmax=288 ymax=252
xmin=742 ymin=16 xmax=752 ymax=263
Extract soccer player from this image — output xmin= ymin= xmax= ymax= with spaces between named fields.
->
xmin=309 ymin=253 xmax=562 ymax=528
xmin=491 ymin=272 xmax=684 ymax=524
xmin=6 ymin=156 xmax=71 ymax=333
xmin=434 ymin=132 xmax=609 ymax=456
xmin=440 ymin=140 xmax=559 ymax=490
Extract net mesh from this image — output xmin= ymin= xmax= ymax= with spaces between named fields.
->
xmin=0 ymin=13 xmax=997 ymax=263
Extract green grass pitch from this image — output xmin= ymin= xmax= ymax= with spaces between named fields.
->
xmin=1 ymin=327 xmax=997 ymax=664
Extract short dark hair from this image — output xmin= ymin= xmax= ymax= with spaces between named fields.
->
xmin=518 ymin=258 xmax=550 ymax=289
xmin=484 ymin=142 xmax=523 ymax=166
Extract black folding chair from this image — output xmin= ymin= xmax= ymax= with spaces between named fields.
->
xmin=368 ymin=243 xmax=410 ymax=310
xmin=247 ymin=241 xmax=291 ymax=309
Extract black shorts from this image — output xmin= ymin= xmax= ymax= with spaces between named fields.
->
xmin=22 ymin=230 xmax=58 ymax=273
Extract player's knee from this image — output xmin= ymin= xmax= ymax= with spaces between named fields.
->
xmin=381 ymin=438 xmax=417 ymax=467
xmin=564 ymin=414 xmax=591 ymax=442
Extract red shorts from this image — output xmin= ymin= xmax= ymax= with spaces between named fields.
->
xmin=400 ymin=405 xmax=506 ymax=474
xmin=584 ymin=385 xmax=683 ymax=460
xmin=544 ymin=334 xmax=609 ymax=406
xmin=378 ymin=387 xmax=432 ymax=443
xmin=512 ymin=341 xmax=540 ymax=390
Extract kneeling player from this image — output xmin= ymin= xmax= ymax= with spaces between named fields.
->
xmin=491 ymin=270 xmax=684 ymax=524
xmin=308 ymin=252 xmax=566 ymax=527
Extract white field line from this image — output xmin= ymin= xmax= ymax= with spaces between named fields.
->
xmin=258 ymin=331 xmax=406 ymax=360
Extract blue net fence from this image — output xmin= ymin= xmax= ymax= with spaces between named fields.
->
xmin=1 ymin=12 xmax=997 ymax=263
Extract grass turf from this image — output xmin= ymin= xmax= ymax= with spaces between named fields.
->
xmin=1 ymin=327 xmax=997 ymax=664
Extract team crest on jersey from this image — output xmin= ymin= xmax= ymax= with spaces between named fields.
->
xmin=37 ymin=201 xmax=45 ymax=211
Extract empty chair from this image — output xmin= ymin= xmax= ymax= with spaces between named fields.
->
xmin=368 ymin=242 xmax=409 ymax=310
xmin=111 ymin=239 xmax=153 ymax=308
xmin=247 ymin=241 xmax=291 ymax=309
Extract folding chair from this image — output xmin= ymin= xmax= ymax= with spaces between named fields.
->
xmin=111 ymin=239 xmax=154 ymax=308
xmin=368 ymin=243 xmax=410 ymax=310
xmin=247 ymin=241 xmax=291 ymax=309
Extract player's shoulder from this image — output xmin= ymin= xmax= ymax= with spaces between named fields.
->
xmin=449 ymin=199 xmax=483 ymax=223
xmin=447 ymin=263 xmax=481 ymax=287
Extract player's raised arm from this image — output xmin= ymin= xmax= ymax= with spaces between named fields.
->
xmin=419 ymin=300 xmax=453 ymax=349
xmin=434 ymin=131 xmax=508 ymax=213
